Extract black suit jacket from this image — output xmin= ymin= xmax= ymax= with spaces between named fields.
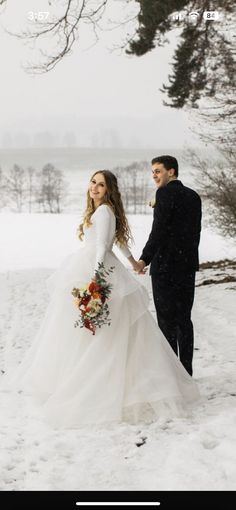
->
xmin=140 ymin=180 xmax=202 ymax=275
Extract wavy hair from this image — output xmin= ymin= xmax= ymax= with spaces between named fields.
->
xmin=78 ymin=170 xmax=132 ymax=246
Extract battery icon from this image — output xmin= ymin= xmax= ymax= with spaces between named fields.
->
xmin=203 ymin=11 xmax=219 ymax=20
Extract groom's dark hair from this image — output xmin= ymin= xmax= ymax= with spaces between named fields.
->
xmin=151 ymin=155 xmax=178 ymax=177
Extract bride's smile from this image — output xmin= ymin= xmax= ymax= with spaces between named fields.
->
xmin=89 ymin=173 xmax=107 ymax=207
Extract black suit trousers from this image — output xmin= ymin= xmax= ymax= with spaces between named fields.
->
xmin=151 ymin=272 xmax=196 ymax=376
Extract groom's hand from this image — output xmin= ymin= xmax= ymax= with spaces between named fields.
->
xmin=135 ymin=260 xmax=146 ymax=274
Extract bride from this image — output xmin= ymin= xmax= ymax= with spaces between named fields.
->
xmin=1 ymin=170 xmax=200 ymax=428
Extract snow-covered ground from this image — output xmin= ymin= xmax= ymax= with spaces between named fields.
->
xmin=1 ymin=212 xmax=236 ymax=271
xmin=0 ymin=213 xmax=236 ymax=491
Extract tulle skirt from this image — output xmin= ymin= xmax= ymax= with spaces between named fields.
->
xmin=1 ymin=245 xmax=200 ymax=428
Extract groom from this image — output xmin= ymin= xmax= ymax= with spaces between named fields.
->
xmin=136 ymin=155 xmax=202 ymax=376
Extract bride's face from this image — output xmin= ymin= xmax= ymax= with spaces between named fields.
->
xmin=89 ymin=173 xmax=108 ymax=205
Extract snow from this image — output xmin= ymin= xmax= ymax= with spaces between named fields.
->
xmin=0 ymin=213 xmax=236 ymax=491
xmin=1 ymin=213 xmax=236 ymax=271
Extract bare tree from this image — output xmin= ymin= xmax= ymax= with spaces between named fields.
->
xmin=52 ymin=168 xmax=69 ymax=213
xmin=114 ymin=161 xmax=153 ymax=214
xmin=185 ymin=148 xmax=236 ymax=237
xmin=0 ymin=163 xmax=69 ymax=213
xmin=37 ymin=163 xmax=68 ymax=213
xmin=26 ymin=166 xmax=36 ymax=213
xmin=9 ymin=0 xmax=110 ymax=73
xmin=193 ymin=92 xmax=236 ymax=151
xmin=0 ymin=0 xmax=140 ymax=73
xmin=0 ymin=166 xmax=7 ymax=209
xmin=5 ymin=164 xmax=26 ymax=212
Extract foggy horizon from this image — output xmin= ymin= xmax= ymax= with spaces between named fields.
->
xmin=0 ymin=112 xmax=201 ymax=149
xmin=0 ymin=1 xmax=203 ymax=151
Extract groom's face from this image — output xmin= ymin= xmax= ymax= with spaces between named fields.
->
xmin=152 ymin=163 xmax=174 ymax=189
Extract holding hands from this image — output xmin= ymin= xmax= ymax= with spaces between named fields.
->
xmin=134 ymin=259 xmax=146 ymax=274
xmin=128 ymin=256 xmax=146 ymax=274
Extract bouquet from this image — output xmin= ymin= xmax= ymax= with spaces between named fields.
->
xmin=71 ymin=262 xmax=114 ymax=335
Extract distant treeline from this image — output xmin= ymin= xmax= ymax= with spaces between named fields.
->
xmin=115 ymin=161 xmax=153 ymax=214
xmin=0 ymin=163 xmax=68 ymax=213
xmin=0 ymin=161 xmax=154 ymax=214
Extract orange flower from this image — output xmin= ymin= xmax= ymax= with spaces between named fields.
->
xmin=92 ymin=292 xmax=101 ymax=299
xmin=88 ymin=281 xmax=101 ymax=294
xmin=72 ymin=263 xmax=114 ymax=335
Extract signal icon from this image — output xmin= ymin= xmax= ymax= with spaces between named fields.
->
xmin=172 ymin=12 xmax=183 ymax=21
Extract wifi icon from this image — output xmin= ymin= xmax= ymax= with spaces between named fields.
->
xmin=189 ymin=11 xmax=199 ymax=19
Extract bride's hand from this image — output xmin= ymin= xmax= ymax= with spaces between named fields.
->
xmin=127 ymin=255 xmax=146 ymax=274
xmin=132 ymin=260 xmax=146 ymax=274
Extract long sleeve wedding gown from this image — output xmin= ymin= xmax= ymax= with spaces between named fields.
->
xmin=1 ymin=204 xmax=200 ymax=428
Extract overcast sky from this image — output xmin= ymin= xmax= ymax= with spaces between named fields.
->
xmin=0 ymin=0 xmax=201 ymax=148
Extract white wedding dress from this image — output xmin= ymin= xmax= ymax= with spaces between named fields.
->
xmin=2 ymin=204 xmax=200 ymax=428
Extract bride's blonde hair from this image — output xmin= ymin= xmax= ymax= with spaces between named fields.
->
xmin=78 ymin=170 xmax=132 ymax=246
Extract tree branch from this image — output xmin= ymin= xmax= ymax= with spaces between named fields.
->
xmin=6 ymin=0 xmax=109 ymax=73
